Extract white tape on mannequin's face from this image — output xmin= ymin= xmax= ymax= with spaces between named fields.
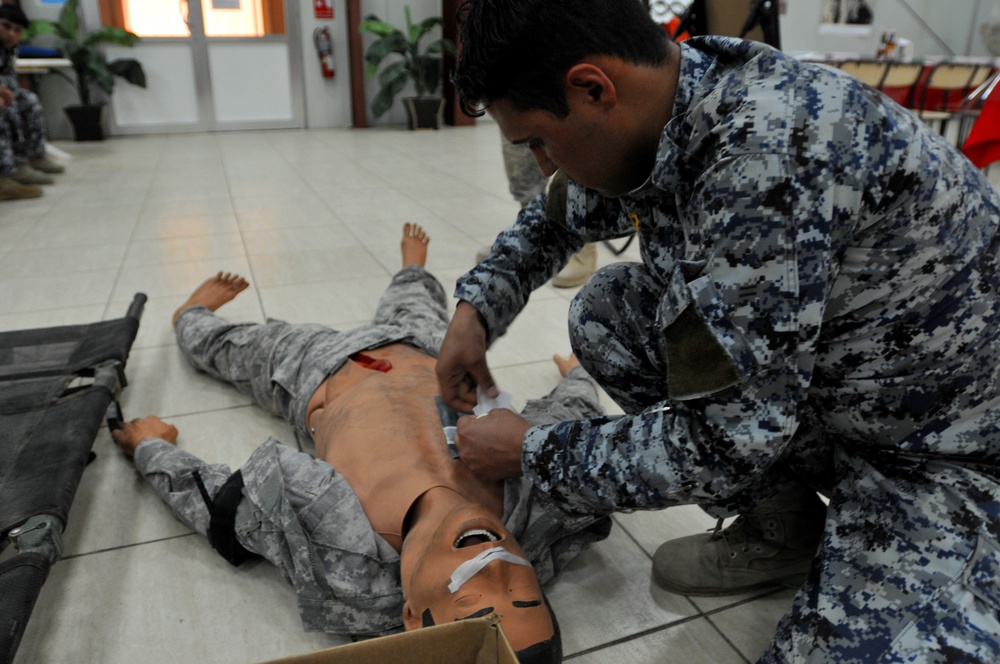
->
xmin=448 ymin=547 xmax=532 ymax=593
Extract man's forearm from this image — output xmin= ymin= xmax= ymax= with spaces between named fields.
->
xmin=456 ymin=202 xmax=582 ymax=343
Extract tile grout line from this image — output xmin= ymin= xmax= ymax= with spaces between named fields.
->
xmin=61 ymin=532 xmax=197 ymax=562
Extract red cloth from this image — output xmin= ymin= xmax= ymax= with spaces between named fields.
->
xmin=962 ymin=93 xmax=1000 ymax=169
xmin=663 ymin=18 xmax=690 ymax=42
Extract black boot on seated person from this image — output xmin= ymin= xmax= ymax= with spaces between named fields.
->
xmin=652 ymin=484 xmax=826 ymax=596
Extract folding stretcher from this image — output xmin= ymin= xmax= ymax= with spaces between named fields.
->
xmin=0 ymin=293 xmax=146 ymax=664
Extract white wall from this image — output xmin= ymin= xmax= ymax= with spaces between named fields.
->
xmin=23 ymin=0 xmax=998 ymax=137
xmin=298 ymin=1 xmax=352 ymax=128
xmin=270 ymin=0 xmax=447 ymax=128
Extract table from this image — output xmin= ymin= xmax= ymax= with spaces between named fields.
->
xmin=13 ymin=57 xmax=72 ymax=89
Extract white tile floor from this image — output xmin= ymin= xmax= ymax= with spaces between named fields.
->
xmin=2 ymin=124 xmax=997 ymax=664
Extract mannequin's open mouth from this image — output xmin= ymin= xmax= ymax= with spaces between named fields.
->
xmin=454 ymin=528 xmax=500 ymax=548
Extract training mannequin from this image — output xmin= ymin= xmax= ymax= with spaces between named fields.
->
xmin=113 ymin=224 xmax=610 ymax=663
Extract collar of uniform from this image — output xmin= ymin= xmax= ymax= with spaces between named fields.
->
xmin=645 ymin=36 xmax=770 ymax=198
xmin=641 ymin=40 xmax=717 ymax=196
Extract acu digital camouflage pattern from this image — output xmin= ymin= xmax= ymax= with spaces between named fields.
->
xmin=1 ymin=44 xmax=50 ymax=168
xmin=134 ymin=265 xmax=610 ymax=636
xmin=456 ymin=36 xmax=1000 ymax=661
xmin=501 ymin=133 xmax=548 ymax=205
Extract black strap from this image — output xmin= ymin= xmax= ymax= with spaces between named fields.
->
xmin=192 ymin=470 xmax=256 ymax=567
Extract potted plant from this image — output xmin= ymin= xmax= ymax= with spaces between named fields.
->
xmin=25 ymin=0 xmax=146 ymax=141
xmin=359 ymin=5 xmax=456 ymax=129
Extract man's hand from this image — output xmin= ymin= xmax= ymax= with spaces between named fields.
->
xmin=436 ymin=301 xmax=498 ymax=412
xmin=0 ymin=86 xmax=13 ymax=110
xmin=112 ymin=416 xmax=178 ymax=458
xmin=455 ymin=409 xmax=530 ymax=481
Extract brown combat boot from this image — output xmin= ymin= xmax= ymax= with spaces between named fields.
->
xmin=12 ymin=164 xmax=54 ymax=186
xmin=652 ymin=484 xmax=827 ymax=596
xmin=551 ymin=243 xmax=597 ymax=288
xmin=0 ymin=177 xmax=44 ymax=200
xmin=30 ymin=157 xmax=66 ymax=174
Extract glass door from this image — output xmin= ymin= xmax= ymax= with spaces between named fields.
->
xmin=100 ymin=0 xmax=304 ymax=133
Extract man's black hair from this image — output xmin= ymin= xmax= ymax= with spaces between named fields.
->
xmin=0 ymin=4 xmax=28 ymax=28
xmin=452 ymin=0 xmax=669 ymax=118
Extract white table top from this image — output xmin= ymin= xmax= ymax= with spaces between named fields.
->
xmin=14 ymin=57 xmax=72 ymax=72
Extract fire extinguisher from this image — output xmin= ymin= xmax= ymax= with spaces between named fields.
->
xmin=314 ymin=27 xmax=335 ymax=78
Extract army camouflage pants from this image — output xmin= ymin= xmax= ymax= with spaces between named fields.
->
xmin=501 ymin=133 xmax=547 ymax=206
xmin=570 ymin=262 xmax=1000 ymax=662
xmin=174 ymin=265 xmax=450 ymax=437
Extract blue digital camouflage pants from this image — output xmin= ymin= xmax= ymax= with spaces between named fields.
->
xmin=0 ymin=113 xmax=13 ymax=177
xmin=569 ymin=262 xmax=1000 ymax=662
xmin=3 ymin=88 xmax=47 ymax=162
xmin=9 ymin=88 xmax=46 ymax=162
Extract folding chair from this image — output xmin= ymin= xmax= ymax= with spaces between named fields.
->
xmin=877 ymin=61 xmax=925 ymax=107
xmin=913 ymin=62 xmax=982 ymax=137
xmin=838 ymin=60 xmax=889 ymax=88
xmin=0 ymin=294 xmax=146 ymax=664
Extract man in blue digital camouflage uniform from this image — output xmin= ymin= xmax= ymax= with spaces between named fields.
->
xmin=437 ymin=0 xmax=1000 ymax=661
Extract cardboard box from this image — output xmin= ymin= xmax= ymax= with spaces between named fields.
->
xmin=262 ymin=616 xmax=518 ymax=664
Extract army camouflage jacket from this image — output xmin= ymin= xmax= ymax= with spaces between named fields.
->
xmin=455 ymin=36 xmax=1000 ymax=515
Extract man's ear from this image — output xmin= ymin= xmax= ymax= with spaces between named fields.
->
xmin=565 ymin=63 xmax=617 ymax=107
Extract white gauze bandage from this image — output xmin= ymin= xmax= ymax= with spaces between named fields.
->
xmin=473 ymin=386 xmax=513 ymax=417
xmin=448 ymin=546 xmax=533 ymax=593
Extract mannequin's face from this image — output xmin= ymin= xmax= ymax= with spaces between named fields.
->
xmin=400 ymin=502 xmax=554 ymax=652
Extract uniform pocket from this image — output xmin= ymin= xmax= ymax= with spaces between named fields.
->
xmin=963 ymin=529 xmax=1000 ymax=612
xmin=889 ymin=529 xmax=1000 ymax=662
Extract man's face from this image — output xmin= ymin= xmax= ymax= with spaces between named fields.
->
xmin=0 ymin=18 xmax=24 ymax=48
xmin=400 ymin=502 xmax=554 ymax=652
xmin=489 ymin=96 xmax=640 ymax=198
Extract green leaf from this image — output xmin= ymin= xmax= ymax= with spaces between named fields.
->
xmin=358 ymin=17 xmax=400 ymax=38
xmin=23 ymin=19 xmax=58 ymax=40
xmin=371 ymin=73 xmax=408 ymax=117
xmin=376 ymin=59 xmax=408 ymax=88
xmin=82 ymin=26 xmax=140 ymax=48
xmin=108 ymin=59 xmax=147 ymax=88
xmin=90 ymin=65 xmax=115 ymax=96
xmin=425 ymin=39 xmax=456 ymax=57
xmin=413 ymin=56 xmax=442 ymax=97
xmin=409 ymin=17 xmax=443 ymax=45
xmin=364 ymin=32 xmax=407 ymax=73
xmin=58 ymin=0 xmax=80 ymax=40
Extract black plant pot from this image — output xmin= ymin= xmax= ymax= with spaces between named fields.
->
xmin=403 ymin=97 xmax=444 ymax=130
xmin=64 ymin=104 xmax=107 ymax=141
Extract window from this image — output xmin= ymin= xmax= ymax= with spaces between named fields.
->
xmin=99 ymin=0 xmax=285 ymax=38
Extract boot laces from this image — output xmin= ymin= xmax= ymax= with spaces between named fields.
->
xmin=709 ymin=514 xmax=770 ymax=559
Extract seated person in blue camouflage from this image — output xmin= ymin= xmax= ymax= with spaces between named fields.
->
xmin=438 ymin=0 xmax=1000 ymax=661
xmin=111 ymin=224 xmax=610 ymax=663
